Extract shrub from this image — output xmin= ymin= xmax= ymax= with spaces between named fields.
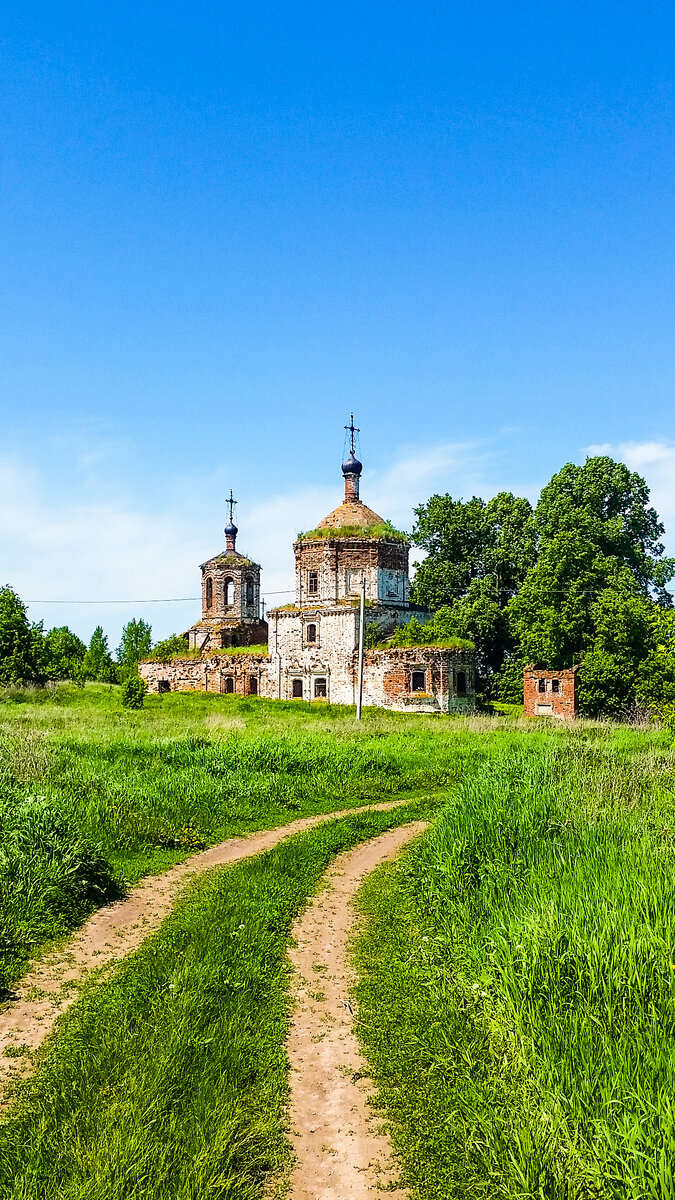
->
xmin=121 ymin=674 xmax=147 ymax=710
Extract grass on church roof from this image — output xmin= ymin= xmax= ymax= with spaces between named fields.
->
xmin=296 ymin=521 xmax=407 ymax=542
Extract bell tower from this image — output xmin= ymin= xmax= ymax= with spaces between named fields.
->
xmin=187 ymin=491 xmax=268 ymax=650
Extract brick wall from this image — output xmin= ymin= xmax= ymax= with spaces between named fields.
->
xmin=140 ymin=654 xmax=273 ymax=697
xmin=294 ymin=537 xmax=409 ymax=608
xmin=523 ymin=667 xmax=578 ymax=719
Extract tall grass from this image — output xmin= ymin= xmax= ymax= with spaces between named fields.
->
xmin=0 ymin=801 xmax=436 ymax=1200
xmin=0 ymin=796 xmax=118 ymax=991
xmin=354 ymin=746 xmax=675 ymax=1198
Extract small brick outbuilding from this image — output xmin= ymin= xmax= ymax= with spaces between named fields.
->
xmin=523 ymin=666 xmax=578 ymax=719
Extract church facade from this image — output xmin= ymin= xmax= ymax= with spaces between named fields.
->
xmin=139 ymin=431 xmax=476 ymax=714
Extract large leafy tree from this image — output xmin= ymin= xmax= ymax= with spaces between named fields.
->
xmin=116 ymin=619 xmax=152 ymax=671
xmin=43 ymin=626 xmax=87 ymax=680
xmin=411 ymin=492 xmax=535 ymax=680
xmin=410 ymin=455 xmax=675 ymax=713
xmin=0 ymin=585 xmax=46 ymax=684
xmin=534 ymin=456 xmax=674 ymax=601
xmin=411 ymin=492 xmax=536 ymax=610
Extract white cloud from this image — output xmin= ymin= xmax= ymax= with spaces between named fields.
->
xmin=0 ymin=437 xmax=507 ymax=646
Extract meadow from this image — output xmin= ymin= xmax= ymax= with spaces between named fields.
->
xmin=1 ymin=684 xmax=675 ymax=1197
xmin=0 ymin=682 xmax=508 ymax=989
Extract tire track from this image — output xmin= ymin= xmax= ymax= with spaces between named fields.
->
xmin=0 ymin=798 xmax=416 ymax=1101
xmin=286 ymin=821 xmax=427 ymax=1199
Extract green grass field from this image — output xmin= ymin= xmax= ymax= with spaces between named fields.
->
xmin=2 ymin=685 xmax=675 ymax=1196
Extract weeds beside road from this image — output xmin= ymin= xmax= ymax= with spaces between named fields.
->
xmin=355 ymin=746 xmax=675 ymax=1198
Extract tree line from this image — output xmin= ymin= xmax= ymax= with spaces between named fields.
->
xmin=408 ymin=454 xmax=675 ymax=716
xmin=0 ymin=589 xmax=182 ymax=686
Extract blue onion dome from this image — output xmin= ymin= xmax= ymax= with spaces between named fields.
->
xmin=224 ymin=520 xmax=238 ymax=537
xmin=341 ymin=452 xmax=363 ymax=476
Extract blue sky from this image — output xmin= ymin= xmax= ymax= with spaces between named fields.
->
xmin=2 ymin=2 xmax=675 ymax=646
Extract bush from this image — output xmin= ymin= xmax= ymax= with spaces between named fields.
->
xmin=0 ymin=797 xmax=118 ymax=990
xmin=121 ymin=675 xmax=147 ymax=710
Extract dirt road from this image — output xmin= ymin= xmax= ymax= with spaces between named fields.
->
xmin=286 ymin=821 xmax=426 ymax=1199
xmin=0 ymin=799 xmax=415 ymax=1100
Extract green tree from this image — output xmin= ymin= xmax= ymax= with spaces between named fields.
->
xmin=411 ymin=492 xmax=535 ymax=683
xmin=116 ymin=619 xmax=152 ymax=671
xmin=84 ymin=626 xmax=114 ymax=682
xmin=0 ymin=585 xmax=46 ymax=684
xmin=534 ymin=456 xmax=674 ymax=601
xmin=43 ymin=626 xmax=87 ymax=680
xmin=149 ymin=633 xmax=189 ymax=660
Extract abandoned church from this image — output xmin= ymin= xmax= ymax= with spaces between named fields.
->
xmin=139 ymin=425 xmax=476 ymax=713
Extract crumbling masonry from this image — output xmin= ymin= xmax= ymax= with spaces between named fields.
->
xmin=140 ymin=436 xmax=476 ymax=713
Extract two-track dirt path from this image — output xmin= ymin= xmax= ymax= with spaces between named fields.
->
xmin=286 ymin=821 xmax=427 ymax=1200
xmin=0 ymin=799 xmax=413 ymax=1099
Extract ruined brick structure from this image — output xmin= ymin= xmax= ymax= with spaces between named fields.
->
xmin=523 ymin=666 xmax=578 ymax=719
xmin=140 ymin=431 xmax=477 ymax=714
xmin=184 ymin=493 xmax=267 ymax=651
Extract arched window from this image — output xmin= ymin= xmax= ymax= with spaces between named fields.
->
xmin=292 ymin=679 xmax=303 ymax=698
xmin=306 ymin=623 xmax=317 ymax=643
xmin=205 ymin=577 xmax=213 ymax=608
xmin=249 ymin=676 xmax=258 ymax=696
xmin=411 ymin=670 xmax=426 ymax=692
xmin=224 ymin=578 xmax=234 ymax=605
xmin=245 ymin=578 xmax=254 ymax=606
xmin=457 ymin=671 xmax=467 ymax=695
xmin=224 ymin=677 xmax=234 ymax=694
xmin=314 ymin=677 xmax=327 ymax=698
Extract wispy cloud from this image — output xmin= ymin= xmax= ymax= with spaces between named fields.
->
xmin=0 ymin=436 xmax=516 ymax=645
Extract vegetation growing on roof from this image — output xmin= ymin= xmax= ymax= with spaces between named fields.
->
xmin=296 ymin=521 xmax=407 ymax=542
xmin=385 ymin=616 xmax=474 ymax=651
xmin=209 ymin=644 xmax=269 ymax=656
xmin=206 ymin=552 xmax=255 ymax=566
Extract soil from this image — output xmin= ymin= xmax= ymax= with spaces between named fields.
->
xmin=0 ymin=799 xmax=413 ymax=1102
xmin=286 ymin=821 xmax=427 ymax=1200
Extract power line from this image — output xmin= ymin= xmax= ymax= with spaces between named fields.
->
xmin=26 ymin=589 xmax=296 ymax=605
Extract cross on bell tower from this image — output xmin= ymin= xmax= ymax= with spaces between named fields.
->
xmin=225 ymin=489 xmax=239 ymax=552
xmin=344 ymin=414 xmax=360 ymax=455
xmin=341 ymin=414 xmax=363 ymax=502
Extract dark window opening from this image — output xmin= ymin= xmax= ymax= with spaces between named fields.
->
xmin=538 ymin=678 xmax=546 ymax=693
xmin=457 ymin=670 xmax=467 ymax=695
xmin=158 ymin=680 xmax=170 ymax=694
xmin=314 ymin=677 xmax=327 ymax=698
xmin=552 ymin=679 xmax=560 ymax=693
xmin=246 ymin=578 xmax=254 ymax=605
xmin=231 ymin=634 xmax=238 ymax=647
xmin=220 ymin=632 xmax=228 ymax=648
xmin=205 ymin=577 xmax=213 ymax=608
xmin=411 ymin=670 xmax=426 ymax=692
xmin=306 ymin=623 xmax=317 ymax=643
xmin=292 ymin=679 xmax=303 ymax=698
xmin=308 ymin=571 xmax=318 ymax=594
xmin=224 ymin=578 xmax=234 ymax=605
xmin=249 ymin=676 xmax=258 ymax=696
xmin=224 ymin=677 xmax=234 ymax=694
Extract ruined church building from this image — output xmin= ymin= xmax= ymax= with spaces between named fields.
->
xmin=140 ymin=423 xmax=476 ymax=714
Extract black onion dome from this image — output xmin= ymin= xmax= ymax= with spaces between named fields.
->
xmin=224 ymin=520 xmax=238 ymax=536
xmin=341 ymin=452 xmax=363 ymax=476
